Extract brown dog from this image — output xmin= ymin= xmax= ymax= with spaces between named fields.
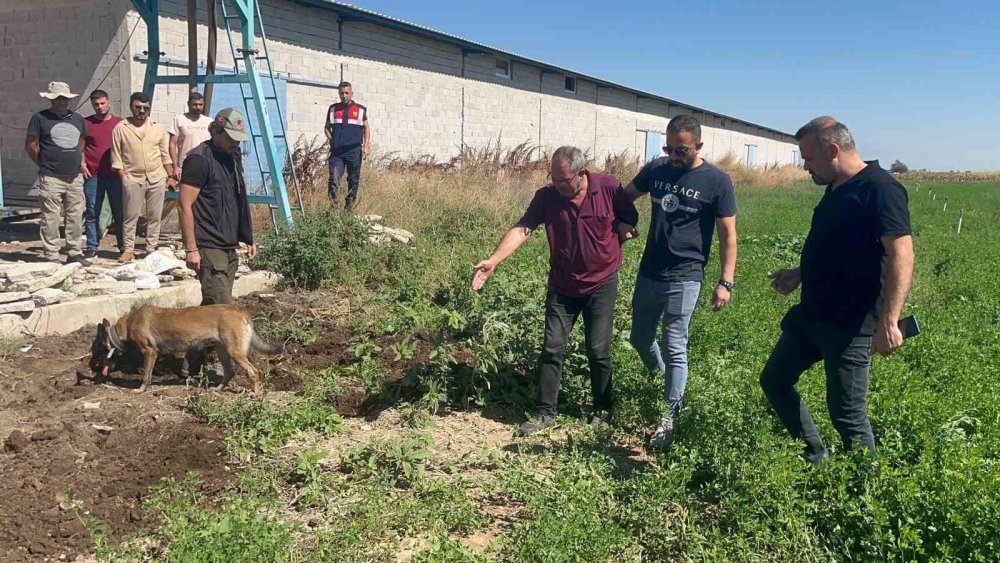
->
xmin=90 ymin=304 xmax=280 ymax=394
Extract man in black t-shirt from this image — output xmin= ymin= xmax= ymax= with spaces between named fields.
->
xmin=25 ymin=81 xmax=90 ymax=265
xmin=179 ymin=108 xmax=256 ymax=306
xmin=761 ymin=116 xmax=913 ymax=465
xmin=623 ymin=115 xmax=738 ymax=450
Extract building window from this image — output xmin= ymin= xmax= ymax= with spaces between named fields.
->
xmin=495 ymin=59 xmax=510 ymax=79
xmin=564 ymin=76 xmax=577 ymax=93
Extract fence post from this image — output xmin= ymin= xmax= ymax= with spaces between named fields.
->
xmin=943 ymin=199 xmax=948 ymax=212
xmin=957 ymin=209 xmax=964 ymax=235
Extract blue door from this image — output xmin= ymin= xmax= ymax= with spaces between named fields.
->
xmin=645 ymin=131 xmax=662 ymax=162
xmin=745 ymin=144 xmax=757 ymax=167
xmin=209 ymin=76 xmax=289 ymax=198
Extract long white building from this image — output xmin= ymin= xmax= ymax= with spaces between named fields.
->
xmin=0 ymin=0 xmax=800 ymax=200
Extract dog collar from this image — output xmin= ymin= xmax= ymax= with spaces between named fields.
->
xmin=108 ymin=324 xmax=126 ymax=353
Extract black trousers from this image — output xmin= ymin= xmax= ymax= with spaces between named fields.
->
xmin=759 ymin=304 xmax=876 ymax=464
xmin=328 ymin=148 xmax=362 ymax=209
xmin=538 ymin=274 xmax=618 ymax=417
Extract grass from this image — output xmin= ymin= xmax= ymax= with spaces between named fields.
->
xmin=91 ymin=150 xmax=999 ymax=561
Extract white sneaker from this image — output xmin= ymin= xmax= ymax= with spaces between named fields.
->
xmin=648 ymin=416 xmax=675 ymax=450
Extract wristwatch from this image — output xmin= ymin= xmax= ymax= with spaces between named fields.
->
xmin=718 ymin=279 xmax=735 ymax=291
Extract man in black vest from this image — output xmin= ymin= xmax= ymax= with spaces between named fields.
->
xmin=178 ymin=107 xmax=256 ymax=306
xmin=324 ymin=81 xmax=371 ymax=211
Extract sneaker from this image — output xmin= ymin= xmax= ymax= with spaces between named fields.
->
xmin=588 ymin=410 xmax=613 ymax=430
xmin=67 ymin=255 xmax=92 ymax=267
xmin=83 ymin=249 xmax=98 ymax=259
xmin=118 ymin=251 xmax=135 ymax=263
xmin=517 ymin=414 xmax=556 ymax=436
xmin=648 ymin=416 xmax=675 ymax=450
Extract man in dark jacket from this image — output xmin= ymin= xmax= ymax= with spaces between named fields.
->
xmin=178 ymin=107 xmax=256 ymax=306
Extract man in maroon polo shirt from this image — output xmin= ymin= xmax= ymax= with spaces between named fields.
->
xmin=472 ymin=146 xmax=640 ymax=434
xmin=83 ymin=89 xmax=125 ymax=256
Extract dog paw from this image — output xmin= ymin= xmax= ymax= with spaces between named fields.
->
xmin=134 ymin=385 xmax=147 ymax=394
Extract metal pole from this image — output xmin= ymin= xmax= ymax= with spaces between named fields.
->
xmin=205 ymin=0 xmax=217 ymax=111
xmin=187 ymin=0 xmax=198 ymax=95
xmin=134 ymin=0 xmax=161 ymax=102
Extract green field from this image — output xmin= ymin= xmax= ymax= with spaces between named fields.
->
xmin=96 ymin=179 xmax=999 ymax=561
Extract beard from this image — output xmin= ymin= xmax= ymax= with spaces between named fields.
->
xmin=668 ymin=157 xmax=694 ymax=171
xmin=808 ymin=171 xmax=829 ymax=186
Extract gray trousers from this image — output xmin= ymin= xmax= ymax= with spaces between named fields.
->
xmin=759 ymin=304 xmax=876 ymax=464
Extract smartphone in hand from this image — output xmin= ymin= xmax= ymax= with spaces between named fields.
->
xmin=898 ymin=315 xmax=920 ymax=339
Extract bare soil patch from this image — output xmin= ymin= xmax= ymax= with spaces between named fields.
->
xmin=0 ymin=329 xmax=231 ymax=561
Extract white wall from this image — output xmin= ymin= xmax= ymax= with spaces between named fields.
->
xmin=0 ymin=0 xmax=800 ymax=197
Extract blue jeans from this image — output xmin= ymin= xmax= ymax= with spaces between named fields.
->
xmin=629 ymin=276 xmax=701 ymax=417
xmin=84 ymin=176 xmax=124 ymax=252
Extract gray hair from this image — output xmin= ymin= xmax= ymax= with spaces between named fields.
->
xmin=795 ymin=116 xmax=856 ymax=151
xmin=551 ymin=146 xmax=586 ymax=174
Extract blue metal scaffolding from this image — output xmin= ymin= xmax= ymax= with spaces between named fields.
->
xmin=130 ymin=0 xmax=301 ymax=225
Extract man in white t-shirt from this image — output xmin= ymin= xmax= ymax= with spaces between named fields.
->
xmin=164 ymin=92 xmax=213 ymax=222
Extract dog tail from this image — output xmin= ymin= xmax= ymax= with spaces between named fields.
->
xmin=249 ymin=324 xmax=282 ymax=355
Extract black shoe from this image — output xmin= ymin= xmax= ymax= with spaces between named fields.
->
xmin=83 ymin=249 xmax=98 ymax=259
xmin=588 ymin=410 xmax=613 ymax=430
xmin=67 ymin=255 xmax=92 ymax=267
xmin=518 ymin=414 xmax=556 ymax=436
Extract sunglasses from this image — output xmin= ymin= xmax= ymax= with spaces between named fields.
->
xmin=663 ymin=145 xmax=692 ymax=156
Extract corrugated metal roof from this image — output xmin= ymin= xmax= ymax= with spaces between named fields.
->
xmin=293 ymin=1 xmax=794 ymax=139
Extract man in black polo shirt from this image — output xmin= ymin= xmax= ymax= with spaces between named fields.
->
xmin=761 ymin=116 xmax=914 ymax=465
xmin=178 ymin=107 xmax=256 ymax=306
xmin=324 ymin=81 xmax=371 ymax=211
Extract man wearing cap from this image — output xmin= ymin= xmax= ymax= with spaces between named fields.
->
xmin=179 ymin=107 xmax=256 ymax=307
xmin=83 ymin=89 xmax=125 ymax=257
xmin=25 ymin=81 xmax=90 ymax=265
xmin=324 ymin=81 xmax=371 ymax=211
xmin=111 ymin=92 xmax=175 ymax=262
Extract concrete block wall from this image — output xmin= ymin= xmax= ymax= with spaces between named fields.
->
xmin=1 ymin=0 xmax=800 ymax=196
xmin=0 ymin=0 xmax=134 ymax=198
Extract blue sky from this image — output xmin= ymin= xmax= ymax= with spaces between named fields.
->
xmin=357 ymin=1 xmax=999 ymax=171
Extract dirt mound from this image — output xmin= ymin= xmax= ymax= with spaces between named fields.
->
xmin=0 ymin=328 xmax=231 ymax=561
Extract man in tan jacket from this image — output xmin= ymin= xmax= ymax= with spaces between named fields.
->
xmin=110 ymin=92 xmax=175 ymax=262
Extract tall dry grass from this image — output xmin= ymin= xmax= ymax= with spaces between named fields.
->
xmin=896 ymin=171 xmax=1000 ymax=182
xmin=255 ymin=136 xmax=807 ymax=234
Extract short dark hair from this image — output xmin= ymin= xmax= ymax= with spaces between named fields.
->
xmin=667 ymin=114 xmax=702 ymax=142
xmin=129 ymin=91 xmax=150 ymax=105
xmin=89 ymin=89 xmax=110 ymax=101
xmin=188 ymin=92 xmax=204 ymax=102
xmin=795 ymin=116 xmax=856 ymax=151
xmin=338 ymin=81 xmax=352 ymax=90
